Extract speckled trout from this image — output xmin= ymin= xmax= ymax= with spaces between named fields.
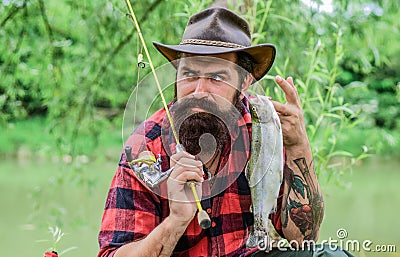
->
xmin=246 ymin=95 xmax=284 ymax=251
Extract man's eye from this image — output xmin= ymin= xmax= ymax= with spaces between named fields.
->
xmin=183 ymin=71 xmax=196 ymax=78
xmin=210 ymin=74 xmax=223 ymax=81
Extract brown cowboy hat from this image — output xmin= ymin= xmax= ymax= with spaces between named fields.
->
xmin=153 ymin=7 xmax=276 ymax=81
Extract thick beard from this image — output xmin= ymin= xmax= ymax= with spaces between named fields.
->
xmin=172 ymin=95 xmax=242 ymax=157
xmin=179 ymin=112 xmax=228 ymax=156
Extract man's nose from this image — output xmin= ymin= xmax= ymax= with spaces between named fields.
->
xmin=194 ymin=77 xmax=208 ymax=94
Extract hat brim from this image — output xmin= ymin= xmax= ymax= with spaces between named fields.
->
xmin=153 ymin=42 xmax=276 ymax=81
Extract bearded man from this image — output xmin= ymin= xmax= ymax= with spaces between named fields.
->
xmin=97 ymin=7 xmax=354 ymax=257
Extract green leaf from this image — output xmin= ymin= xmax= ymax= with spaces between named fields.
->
xmin=292 ymin=177 xmax=305 ymax=198
xmin=289 ymin=198 xmax=303 ymax=209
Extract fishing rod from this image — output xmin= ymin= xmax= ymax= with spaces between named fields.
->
xmin=124 ymin=0 xmax=211 ymax=229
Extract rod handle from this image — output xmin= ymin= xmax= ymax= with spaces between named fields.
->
xmin=197 ymin=209 xmax=211 ymax=229
xmin=188 ymin=181 xmax=211 ymax=229
xmin=177 ymin=144 xmax=211 ymax=229
xmin=125 ymin=146 xmax=133 ymax=162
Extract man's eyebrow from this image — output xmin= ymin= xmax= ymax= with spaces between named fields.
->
xmin=179 ymin=66 xmax=199 ymax=74
xmin=205 ymin=70 xmax=230 ymax=77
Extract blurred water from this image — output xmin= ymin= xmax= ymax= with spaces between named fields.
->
xmin=1 ymin=157 xmax=399 ymax=256
xmin=320 ymin=157 xmax=400 ymax=256
xmin=0 ymin=160 xmax=115 ymax=257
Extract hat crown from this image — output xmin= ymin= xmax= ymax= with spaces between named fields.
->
xmin=182 ymin=8 xmax=252 ymax=47
xmin=152 ymin=7 xmax=276 ymax=81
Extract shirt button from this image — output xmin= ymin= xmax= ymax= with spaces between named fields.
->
xmin=207 ymin=208 xmax=212 ymax=214
xmin=211 ymin=221 xmax=216 ymax=227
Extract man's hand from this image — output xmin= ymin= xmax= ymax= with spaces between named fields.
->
xmin=271 ymin=75 xmax=309 ymax=149
xmin=271 ymin=76 xmax=324 ymax=243
xmin=113 ymin=151 xmax=204 ymax=257
xmin=168 ymin=150 xmax=204 ymax=226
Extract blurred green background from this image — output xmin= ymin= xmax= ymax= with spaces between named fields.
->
xmin=1 ymin=0 xmax=399 ymax=256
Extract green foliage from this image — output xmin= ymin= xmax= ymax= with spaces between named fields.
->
xmin=335 ymin=0 xmax=400 ymax=132
xmin=0 ymin=0 xmax=186 ymax=155
xmin=1 ymin=0 xmax=399 ymax=164
xmin=0 ymin=116 xmax=54 ymax=156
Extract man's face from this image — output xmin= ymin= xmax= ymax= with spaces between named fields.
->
xmin=172 ymin=53 xmax=246 ymax=158
xmin=176 ymin=53 xmax=242 ymax=110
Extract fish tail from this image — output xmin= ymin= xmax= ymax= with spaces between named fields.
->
xmin=246 ymin=231 xmax=258 ymax=248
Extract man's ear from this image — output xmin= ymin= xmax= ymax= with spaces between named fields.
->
xmin=240 ymin=75 xmax=253 ymax=97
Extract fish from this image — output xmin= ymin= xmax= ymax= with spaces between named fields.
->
xmin=246 ymin=95 xmax=284 ymax=251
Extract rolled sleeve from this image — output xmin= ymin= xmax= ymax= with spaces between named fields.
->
xmin=97 ymin=161 xmax=161 ymax=257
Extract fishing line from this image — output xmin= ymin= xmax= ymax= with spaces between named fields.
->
xmin=125 ymin=0 xmax=180 ymax=145
xmin=124 ymin=0 xmax=211 ymax=229
xmin=133 ymin=37 xmax=142 ymax=127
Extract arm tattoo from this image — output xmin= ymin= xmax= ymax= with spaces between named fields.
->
xmin=282 ymin=158 xmax=324 ymax=240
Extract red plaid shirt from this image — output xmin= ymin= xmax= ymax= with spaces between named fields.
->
xmin=98 ymin=97 xmax=284 ymax=257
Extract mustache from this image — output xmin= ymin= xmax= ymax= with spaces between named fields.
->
xmin=171 ymin=97 xmax=223 ymax=115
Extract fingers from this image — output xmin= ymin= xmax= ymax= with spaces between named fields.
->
xmin=286 ymin=76 xmax=295 ymax=87
xmin=174 ymin=171 xmax=204 ymax=184
xmin=170 ymin=151 xmax=204 ymax=183
xmin=271 ymin=100 xmax=290 ymax=116
xmin=170 ymin=150 xmax=196 ymax=165
xmin=275 ymin=75 xmax=300 ymax=106
xmin=172 ymin=162 xmax=204 ymax=183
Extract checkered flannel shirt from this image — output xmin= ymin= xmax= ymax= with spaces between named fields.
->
xmin=98 ymin=97 xmax=285 ymax=257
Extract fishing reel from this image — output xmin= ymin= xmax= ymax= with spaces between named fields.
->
xmin=124 ymin=145 xmax=211 ymax=229
xmin=124 ymin=146 xmax=174 ymax=188
xmin=124 ymin=145 xmax=187 ymax=188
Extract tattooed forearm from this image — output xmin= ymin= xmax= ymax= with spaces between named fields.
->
xmin=282 ymin=157 xmax=324 ymax=241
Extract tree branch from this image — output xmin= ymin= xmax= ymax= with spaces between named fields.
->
xmin=93 ymin=0 xmax=163 ymax=84
xmin=37 ymin=0 xmax=54 ymax=41
xmin=0 ymin=2 xmax=27 ymax=29
xmin=68 ymin=0 xmax=164 ymax=155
